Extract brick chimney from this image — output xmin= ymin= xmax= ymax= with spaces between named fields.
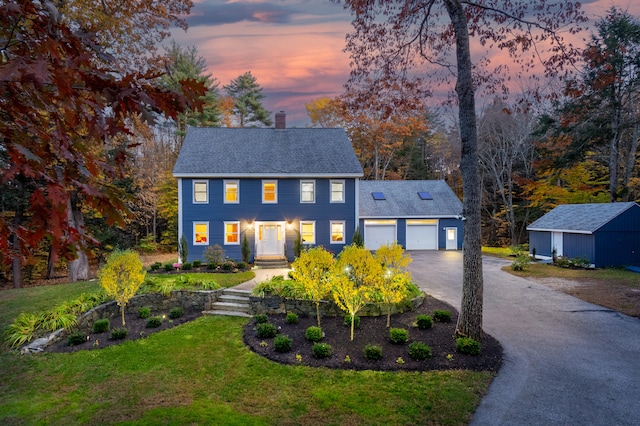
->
xmin=275 ymin=111 xmax=286 ymax=129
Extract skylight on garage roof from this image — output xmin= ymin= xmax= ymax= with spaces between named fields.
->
xmin=371 ymin=192 xmax=386 ymax=200
xmin=418 ymin=191 xmax=433 ymax=200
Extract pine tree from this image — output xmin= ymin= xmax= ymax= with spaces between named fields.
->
xmin=224 ymin=72 xmax=272 ymax=127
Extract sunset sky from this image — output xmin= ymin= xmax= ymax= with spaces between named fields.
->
xmin=171 ymin=0 xmax=640 ymax=127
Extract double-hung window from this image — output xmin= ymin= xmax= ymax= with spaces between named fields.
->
xmin=193 ymin=180 xmax=208 ymax=203
xmin=224 ymin=221 xmax=240 ymax=245
xmin=263 ymin=180 xmax=277 ymax=203
xmin=224 ymin=180 xmax=239 ymax=204
xmin=330 ymin=180 xmax=345 ymax=203
xmin=300 ymin=221 xmax=316 ymax=244
xmin=330 ymin=221 xmax=345 ymax=244
xmin=194 ymin=222 xmax=209 ymax=245
xmin=300 ymin=180 xmax=315 ymax=203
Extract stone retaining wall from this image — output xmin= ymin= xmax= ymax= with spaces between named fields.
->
xmin=249 ymin=293 xmax=425 ymax=317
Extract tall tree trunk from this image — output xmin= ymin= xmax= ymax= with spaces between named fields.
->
xmin=11 ymin=182 xmax=24 ymax=289
xmin=68 ymin=194 xmax=89 ymax=282
xmin=46 ymin=244 xmax=56 ymax=279
xmin=446 ymin=0 xmax=484 ymax=341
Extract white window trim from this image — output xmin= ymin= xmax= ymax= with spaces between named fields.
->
xmin=193 ymin=180 xmax=208 ymax=204
xmin=330 ymin=180 xmax=345 ymax=203
xmin=224 ymin=180 xmax=240 ymax=204
xmin=224 ymin=221 xmax=240 ymax=245
xmin=193 ymin=221 xmax=209 ymax=246
xmin=330 ymin=220 xmax=346 ymax=244
xmin=300 ymin=180 xmax=316 ymax=203
xmin=300 ymin=220 xmax=316 ymax=244
xmin=262 ymin=180 xmax=278 ymax=204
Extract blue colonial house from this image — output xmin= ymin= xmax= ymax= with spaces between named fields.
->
xmin=527 ymin=202 xmax=640 ymax=268
xmin=173 ymin=113 xmax=464 ymax=264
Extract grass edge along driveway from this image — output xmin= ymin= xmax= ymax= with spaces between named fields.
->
xmin=0 ymin=315 xmax=493 ymax=425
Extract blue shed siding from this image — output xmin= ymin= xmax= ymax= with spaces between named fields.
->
xmin=562 ymin=233 xmax=595 ymax=263
xmin=593 ymin=206 xmax=640 ymax=267
xmin=438 ymin=218 xmax=464 ymax=249
xmin=181 ymin=177 xmax=358 ymax=262
xmin=529 ymin=231 xmax=552 ymax=257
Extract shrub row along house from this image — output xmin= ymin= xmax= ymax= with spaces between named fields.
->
xmin=172 ymin=112 xmax=464 ymax=264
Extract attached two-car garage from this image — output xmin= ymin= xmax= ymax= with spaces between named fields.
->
xmin=363 ymin=219 xmax=439 ymax=250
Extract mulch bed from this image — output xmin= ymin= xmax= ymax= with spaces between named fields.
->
xmin=243 ymin=295 xmax=503 ymax=372
xmin=44 ymin=295 xmax=503 ymax=374
xmin=45 ymin=310 xmax=202 ymax=353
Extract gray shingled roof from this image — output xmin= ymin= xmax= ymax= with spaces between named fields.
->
xmin=359 ymin=180 xmax=463 ymax=218
xmin=173 ymin=127 xmax=363 ymax=177
xmin=526 ymin=202 xmax=639 ymax=233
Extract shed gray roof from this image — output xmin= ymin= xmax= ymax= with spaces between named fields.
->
xmin=526 ymin=202 xmax=639 ymax=233
xmin=173 ymin=127 xmax=363 ymax=177
xmin=359 ymin=180 xmax=463 ymax=218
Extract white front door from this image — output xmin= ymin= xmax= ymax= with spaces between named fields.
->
xmin=256 ymin=222 xmax=285 ymax=256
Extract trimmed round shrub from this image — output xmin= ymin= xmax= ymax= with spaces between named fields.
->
xmin=408 ymin=342 xmax=432 ymax=360
xmin=433 ymin=310 xmax=452 ymax=322
xmin=67 ymin=331 xmax=86 ymax=346
xmin=305 ymin=326 xmax=323 ymax=342
xmin=389 ymin=327 xmax=409 ymax=344
xmin=182 ymin=262 xmax=193 ymax=271
xmin=193 ymin=260 xmax=202 ymax=267
xmin=256 ymin=322 xmax=277 ymax=338
xmin=92 ymin=318 xmax=110 ymax=333
xmin=364 ymin=344 xmax=383 ymax=360
xmin=416 ymin=314 xmax=433 ymax=330
xmin=312 ymin=342 xmax=332 ymax=359
xmin=146 ymin=316 xmax=162 ymax=328
xmin=274 ymin=334 xmax=293 ymax=353
xmin=110 ymin=327 xmax=128 ymax=340
xmin=169 ymin=307 xmax=184 ymax=319
xmin=285 ymin=312 xmax=299 ymax=325
xmin=343 ymin=314 xmax=360 ymax=329
xmin=456 ymin=337 xmax=481 ymax=355
xmin=163 ymin=263 xmax=173 ymax=272
xmin=254 ymin=314 xmax=269 ymax=324
xmin=138 ymin=307 xmax=151 ymax=319
xmin=236 ymin=261 xmax=247 ymax=270
xmin=150 ymin=262 xmax=162 ymax=271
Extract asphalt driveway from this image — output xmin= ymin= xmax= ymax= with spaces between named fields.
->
xmin=407 ymin=251 xmax=640 ymax=426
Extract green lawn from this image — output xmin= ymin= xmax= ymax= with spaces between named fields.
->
xmin=0 ymin=316 xmax=493 ymax=425
xmin=0 ymin=270 xmax=494 ymax=425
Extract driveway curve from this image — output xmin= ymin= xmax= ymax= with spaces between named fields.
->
xmin=407 ymin=251 xmax=640 ymax=426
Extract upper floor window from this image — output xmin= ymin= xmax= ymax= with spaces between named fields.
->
xmin=194 ymin=222 xmax=208 ymax=245
xmin=300 ymin=180 xmax=315 ymax=203
xmin=300 ymin=221 xmax=316 ymax=244
xmin=330 ymin=221 xmax=345 ymax=244
xmin=224 ymin=221 xmax=240 ymax=245
xmin=330 ymin=180 xmax=345 ymax=203
xmin=263 ymin=180 xmax=277 ymax=203
xmin=193 ymin=180 xmax=208 ymax=203
xmin=224 ymin=180 xmax=239 ymax=204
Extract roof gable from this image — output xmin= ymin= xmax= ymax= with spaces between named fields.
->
xmin=359 ymin=180 xmax=463 ymax=218
xmin=173 ymin=127 xmax=363 ymax=177
xmin=526 ymin=202 xmax=639 ymax=233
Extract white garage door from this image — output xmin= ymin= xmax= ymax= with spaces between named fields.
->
xmin=364 ymin=221 xmax=396 ymax=250
xmin=406 ymin=221 xmax=438 ymax=250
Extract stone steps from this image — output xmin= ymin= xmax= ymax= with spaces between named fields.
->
xmin=203 ymin=288 xmax=252 ymax=318
xmin=254 ymin=256 xmax=289 ymax=269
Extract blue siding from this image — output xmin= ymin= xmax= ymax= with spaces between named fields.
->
xmin=181 ymin=177 xmax=358 ymax=262
xmin=529 ymin=231 xmax=552 ymax=257
xmin=439 ymin=218 xmax=464 ymax=249
xmin=563 ymin=234 xmax=595 ymax=263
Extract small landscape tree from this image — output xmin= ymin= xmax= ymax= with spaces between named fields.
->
xmin=374 ymin=243 xmax=413 ymax=327
xmin=290 ymin=247 xmax=335 ymax=327
xmin=331 ymin=245 xmax=382 ymax=340
xmin=98 ymin=250 xmax=147 ymax=326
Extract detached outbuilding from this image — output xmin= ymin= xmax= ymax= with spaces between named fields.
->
xmin=526 ymin=202 xmax=640 ymax=268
